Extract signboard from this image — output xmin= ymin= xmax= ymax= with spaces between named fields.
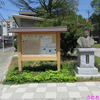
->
xmin=22 ymin=34 xmax=56 ymax=55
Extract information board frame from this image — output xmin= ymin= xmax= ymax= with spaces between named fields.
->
xmin=9 ymin=27 xmax=67 ymax=72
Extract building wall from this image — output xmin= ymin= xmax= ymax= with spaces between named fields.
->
xmin=2 ymin=21 xmax=8 ymax=36
xmin=0 ymin=17 xmax=17 ymax=36
xmin=0 ymin=25 xmax=3 ymax=36
xmin=20 ymin=19 xmax=34 ymax=27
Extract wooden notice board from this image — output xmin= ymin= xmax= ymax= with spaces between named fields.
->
xmin=22 ymin=34 xmax=56 ymax=55
xmin=9 ymin=27 xmax=67 ymax=72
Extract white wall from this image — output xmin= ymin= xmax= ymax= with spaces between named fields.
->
xmin=1 ymin=18 xmax=17 ymax=36
xmin=2 ymin=21 xmax=8 ymax=36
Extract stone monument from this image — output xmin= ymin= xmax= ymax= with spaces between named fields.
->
xmin=76 ymin=30 xmax=99 ymax=77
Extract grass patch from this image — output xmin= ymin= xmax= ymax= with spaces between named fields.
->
xmin=92 ymin=44 xmax=100 ymax=48
xmin=3 ymin=58 xmax=78 ymax=84
xmin=95 ymin=57 xmax=100 ymax=72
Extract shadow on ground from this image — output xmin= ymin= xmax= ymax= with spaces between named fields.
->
xmin=14 ymin=61 xmax=57 ymax=72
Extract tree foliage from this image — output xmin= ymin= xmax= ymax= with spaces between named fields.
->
xmin=91 ymin=0 xmax=100 ymax=14
xmin=90 ymin=0 xmax=100 ymax=42
xmin=0 ymin=0 xmax=5 ymax=8
xmin=10 ymin=0 xmax=78 ymax=18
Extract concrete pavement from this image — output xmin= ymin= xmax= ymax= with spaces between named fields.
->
xmin=0 ymin=82 xmax=100 ymax=100
xmin=0 ymin=47 xmax=14 ymax=81
xmin=95 ymin=48 xmax=100 ymax=57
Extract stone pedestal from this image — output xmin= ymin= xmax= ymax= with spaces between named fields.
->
xmin=76 ymin=48 xmax=99 ymax=77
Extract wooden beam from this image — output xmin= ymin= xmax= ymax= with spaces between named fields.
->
xmin=21 ymin=55 xmax=57 ymax=61
xmin=17 ymin=34 xmax=22 ymax=72
xmin=56 ymin=32 xmax=61 ymax=71
xmin=20 ymin=32 xmax=58 ymax=34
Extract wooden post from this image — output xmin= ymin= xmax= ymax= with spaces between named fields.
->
xmin=17 ymin=33 xmax=22 ymax=72
xmin=56 ymin=33 xmax=61 ymax=71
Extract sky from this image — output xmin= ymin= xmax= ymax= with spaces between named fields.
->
xmin=0 ymin=0 xmax=93 ymax=20
xmin=77 ymin=0 xmax=93 ymax=18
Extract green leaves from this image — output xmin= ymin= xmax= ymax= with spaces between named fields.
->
xmin=95 ymin=57 xmax=100 ymax=72
xmin=33 ymin=70 xmax=78 ymax=82
xmin=91 ymin=0 xmax=100 ymax=14
xmin=13 ymin=40 xmax=17 ymax=51
xmin=3 ymin=62 xmax=78 ymax=84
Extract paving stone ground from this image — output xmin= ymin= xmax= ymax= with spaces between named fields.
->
xmin=0 ymin=82 xmax=100 ymax=100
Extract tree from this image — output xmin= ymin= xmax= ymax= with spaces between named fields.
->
xmin=90 ymin=14 xmax=100 ymax=43
xmin=90 ymin=0 xmax=100 ymax=43
xmin=60 ymin=15 xmax=92 ymax=57
xmin=0 ymin=0 xmax=5 ymax=20
xmin=0 ymin=0 xmax=5 ymax=8
xmin=0 ymin=0 xmax=5 ymax=12
xmin=91 ymin=0 xmax=100 ymax=14
xmin=10 ymin=0 xmax=78 ymax=18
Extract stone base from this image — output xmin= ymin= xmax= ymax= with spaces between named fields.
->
xmin=75 ymin=66 xmax=99 ymax=77
xmin=76 ymin=73 xmax=100 ymax=78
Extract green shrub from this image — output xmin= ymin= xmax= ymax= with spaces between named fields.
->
xmin=3 ymin=69 xmax=34 ymax=84
xmin=4 ymin=57 xmax=100 ymax=84
xmin=13 ymin=40 xmax=17 ymax=51
xmin=33 ymin=70 xmax=78 ymax=82
xmin=95 ymin=57 xmax=100 ymax=72
xmin=93 ymin=44 xmax=100 ymax=48
xmin=3 ymin=62 xmax=78 ymax=84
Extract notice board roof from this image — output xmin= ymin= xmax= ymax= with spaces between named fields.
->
xmin=9 ymin=27 xmax=67 ymax=33
xmin=13 ymin=15 xmax=44 ymax=21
